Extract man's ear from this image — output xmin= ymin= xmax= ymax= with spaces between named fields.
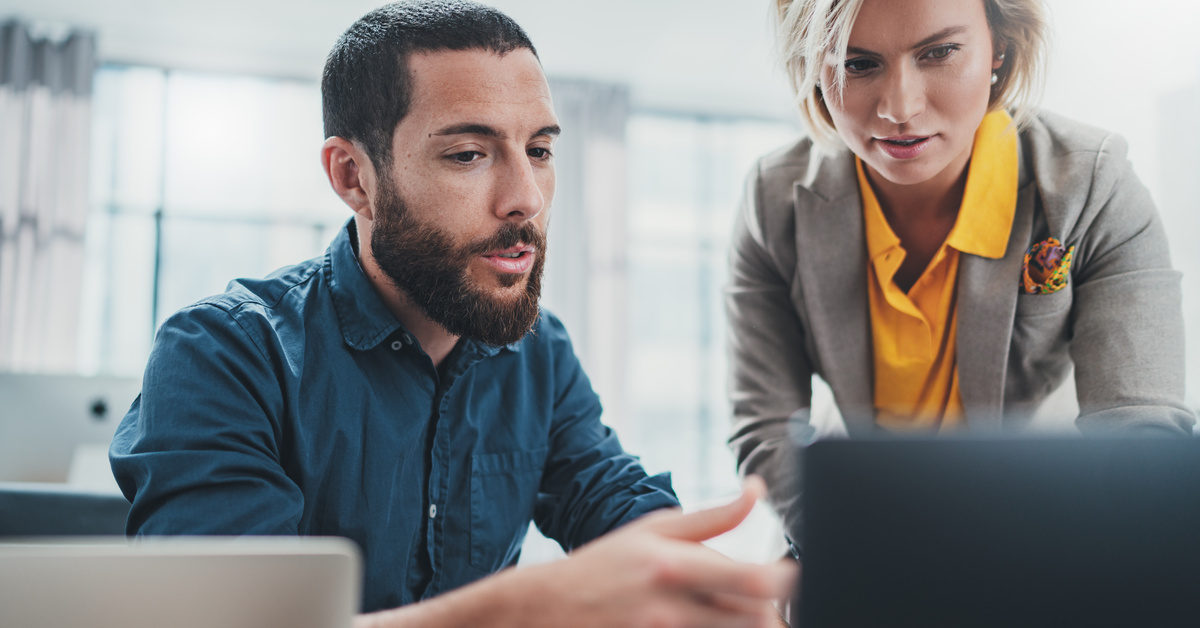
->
xmin=322 ymin=137 xmax=377 ymax=221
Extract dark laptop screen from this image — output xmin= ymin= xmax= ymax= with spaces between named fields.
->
xmin=798 ymin=437 xmax=1200 ymax=628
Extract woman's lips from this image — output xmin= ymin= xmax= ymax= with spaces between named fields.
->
xmin=875 ymin=135 xmax=933 ymax=160
xmin=481 ymin=244 xmax=536 ymax=274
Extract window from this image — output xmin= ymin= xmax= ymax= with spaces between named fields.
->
xmin=82 ymin=65 xmax=344 ymax=375
xmin=623 ymin=112 xmax=799 ymax=504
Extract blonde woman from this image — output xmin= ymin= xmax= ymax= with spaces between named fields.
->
xmin=727 ymin=0 xmax=1194 ymax=549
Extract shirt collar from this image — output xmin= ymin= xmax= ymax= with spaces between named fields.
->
xmin=327 ymin=219 xmax=404 ymax=351
xmin=857 ymin=109 xmax=1018 ymax=261
xmin=858 ymin=158 xmax=902 ymax=262
xmin=326 ymin=219 xmax=524 ymax=354
xmin=944 ymin=109 xmax=1019 ymax=259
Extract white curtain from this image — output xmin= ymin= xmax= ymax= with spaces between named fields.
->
xmin=543 ymin=79 xmax=631 ymax=430
xmin=0 ymin=22 xmax=95 ymax=372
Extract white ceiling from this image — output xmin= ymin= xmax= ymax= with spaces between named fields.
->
xmin=1 ymin=0 xmax=799 ymax=119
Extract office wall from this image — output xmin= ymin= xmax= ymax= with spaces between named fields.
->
xmin=1041 ymin=0 xmax=1200 ymax=408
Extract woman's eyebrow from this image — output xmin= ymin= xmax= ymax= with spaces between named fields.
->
xmin=909 ymin=25 xmax=968 ymax=50
xmin=845 ymin=25 xmax=968 ymax=57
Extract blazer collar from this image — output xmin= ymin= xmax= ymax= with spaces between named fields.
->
xmin=792 ymin=148 xmax=877 ymax=434
xmin=955 ymin=137 xmax=1036 ymax=431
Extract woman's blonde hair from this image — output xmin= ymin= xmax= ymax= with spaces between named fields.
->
xmin=774 ymin=0 xmax=1049 ymax=150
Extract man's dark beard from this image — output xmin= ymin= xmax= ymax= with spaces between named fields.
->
xmin=370 ymin=186 xmax=546 ymax=347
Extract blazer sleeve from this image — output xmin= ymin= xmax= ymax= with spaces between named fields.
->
xmin=725 ymin=159 xmax=816 ymax=535
xmin=1065 ymin=134 xmax=1195 ymax=434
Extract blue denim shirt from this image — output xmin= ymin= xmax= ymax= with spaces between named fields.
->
xmin=110 ymin=221 xmax=677 ymax=612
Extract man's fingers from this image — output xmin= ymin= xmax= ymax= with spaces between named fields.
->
xmin=720 ymin=557 xmax=795 ymax=601
xmin=670 ymin=590 xmax=780 ymax=628
xmin=648 ymin=540 xmax=797 ymax=601
xmin=704 ymin=589 xmax=782 ymax=616
xmin=643 ymin=475 xmax=767 ymax=542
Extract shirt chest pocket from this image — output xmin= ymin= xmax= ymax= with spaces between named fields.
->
xmin=469 ymin=447 xmax=548 ymax=571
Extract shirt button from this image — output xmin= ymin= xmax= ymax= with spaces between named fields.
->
xmin=429 ymin=504 xmax=437 ymax=519
xmin=402 ymin=333 xmax=414 ymax=345
xmin=390 ymin=340 xmax=403 ymax=351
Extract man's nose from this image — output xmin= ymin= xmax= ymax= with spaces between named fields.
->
xmin=494 ymin=154 xmax=546 ymax=222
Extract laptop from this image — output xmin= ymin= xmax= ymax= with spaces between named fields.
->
xmin=797 ymin=437 xmax=1200 ymax=627
xmin=0 ymin=536 xmax=361 ymax=628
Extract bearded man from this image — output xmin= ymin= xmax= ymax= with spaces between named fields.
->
xmin=110 ymin=2 xmax=794 ymax=627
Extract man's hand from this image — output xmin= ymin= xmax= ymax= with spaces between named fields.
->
xmin=358 ymin=476 xmax=796 ymax=628
xmin=519 ymin=474 xmax=795 ymax=628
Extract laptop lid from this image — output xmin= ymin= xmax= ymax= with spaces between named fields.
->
xmin=798 ymin=437 xmax=1200 ymax=628
xmin=0 ymin=536 xmax=361 ymax=628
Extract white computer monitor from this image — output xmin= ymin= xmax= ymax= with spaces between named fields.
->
xmin=0 ymin=372 xmax=141 ymax=484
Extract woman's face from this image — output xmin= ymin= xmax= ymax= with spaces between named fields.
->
xmin=821 ymin=0 xmax=1003 ymax=194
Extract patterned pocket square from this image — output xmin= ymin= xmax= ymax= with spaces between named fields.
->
xmin=1022 ymin=237 xmax=1074 ymax=295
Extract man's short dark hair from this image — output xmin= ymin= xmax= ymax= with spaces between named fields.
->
xmin=322 ymin=0 xmax=537 ymax=174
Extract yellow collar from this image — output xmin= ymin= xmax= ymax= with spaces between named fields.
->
xmin=946 ymin=110 xmax=1018 ymax=259
xmin=859 ymin=109 xmax=1019 ymax=261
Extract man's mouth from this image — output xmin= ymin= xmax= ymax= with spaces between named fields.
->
xmin=481 ymin=244 xmax=537 ymax=274
xmin=487 ymin=244 xmax=535 ymax=257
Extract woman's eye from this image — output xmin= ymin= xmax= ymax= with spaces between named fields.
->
xmin=844 ymin=58 xmax=878 ymax=74
xmin=923 ymin=44 xmax=959 ymax=61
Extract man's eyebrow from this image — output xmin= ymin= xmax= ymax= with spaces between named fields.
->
xmin=534 ymin=125 xmax=561 ymax=139
xmin=429 ymin=124 xmax=562 ymax=140
xmin=432 ymin=123 xmax=504 ymax=139
xmin=845 ymin=26 xmax=968 ymax=57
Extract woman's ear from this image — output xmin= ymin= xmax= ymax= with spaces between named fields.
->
xmin=993 ymin=43 xmax=1009 ymax=70
xmin=322 ymin=137 xmax=376 ymax=221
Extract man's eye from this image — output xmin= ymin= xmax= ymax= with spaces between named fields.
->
xmin=528 ymin=147 xmax=552 ymax=159
xmin=450 ymin=151 xmax=483 ymax=163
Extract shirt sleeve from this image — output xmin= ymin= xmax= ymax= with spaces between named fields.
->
xmin=109 ymin=301 xmax=304 ymax=535
xmin=530 ymin=316 xmax=679 ymax=550
xmin=1065 ymin=134 xmax=1196 ymax=434
xmin=725 ymin=160 xmax=815 ymax=543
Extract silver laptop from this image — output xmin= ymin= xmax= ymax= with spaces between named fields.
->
xmin=0 ymin=537 xmax=361 ymax=628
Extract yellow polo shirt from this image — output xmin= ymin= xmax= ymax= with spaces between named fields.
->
xmin=859 ymin=110 xmax=1018 ymax=431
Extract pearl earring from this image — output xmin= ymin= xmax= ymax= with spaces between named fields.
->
xmin=991 ymin=72 xmax=998 ymax=85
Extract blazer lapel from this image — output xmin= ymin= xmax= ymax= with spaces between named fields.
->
xmin=956 ymin=180 xmax=1036 ymax=432
xmin=792 ymin=153 xmax=875 ymax=435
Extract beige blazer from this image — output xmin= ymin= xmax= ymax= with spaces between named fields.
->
xmin=726 ymin=111 xmax=1195 ymax=538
